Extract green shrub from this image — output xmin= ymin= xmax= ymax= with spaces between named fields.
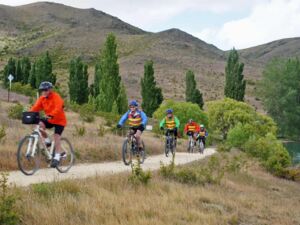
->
xmin=227 ymin=123 xmax=255 ymax=148
xmin=0 ymin=173 xmax=20 ymax=225
xmin=11 ymin=82 xmax=35 ymax=97
xmin=153 ymin=100 xmax=208 ymax=134
xmin=0 ymin=126 xmax=6 ymax=143
xmin=79 ymin=103 xmax=95 ymax=123
xmin=129 ymin=162 xmax=152 ymax=185
xmin=73 ymin=125 xmax=86 ymax=137
xmin=8 ymin=103 xmax=23 ymax=120
xmin=207 ymin=98 xmax=277 ymax=140
xmin=244 ymin=134 xmax=291 ymax=175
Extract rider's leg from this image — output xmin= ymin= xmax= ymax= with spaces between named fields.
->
xmin=135 ymin=130 xmax=143 ymax=149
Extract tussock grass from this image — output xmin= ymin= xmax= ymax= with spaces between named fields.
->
xmin=10 ymin=153 xmax=300 ymax=225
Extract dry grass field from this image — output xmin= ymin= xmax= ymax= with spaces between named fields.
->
xmin=6 ymin=153 xmax=300 ymax=225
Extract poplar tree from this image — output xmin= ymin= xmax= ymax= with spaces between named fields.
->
xmin=185 ymin=70 xmax=204 ymax=109
xmin=141 ymin=60 xmax=163 ymax=117
xmin=224 ymin=48 xmax=246 ymax=101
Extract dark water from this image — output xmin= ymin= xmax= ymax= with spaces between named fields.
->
xmin=284 ymin=142 xmax=300 ymax=165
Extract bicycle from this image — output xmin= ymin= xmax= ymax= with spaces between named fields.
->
xmin=122 ymin=127 xmax=145 ymax=166
xmin=198 ymin=136 xmax=205 ymax=154
xmin=164 ymin=129 xmax=176 ymax=157
xmin=187 ymin=134 xmax=196 ymax=153
xmin=17 ymin=112 xmax=75 ymax=175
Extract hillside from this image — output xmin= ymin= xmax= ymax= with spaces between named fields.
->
xmin=1 ymin=2 xmax=300 ymax=103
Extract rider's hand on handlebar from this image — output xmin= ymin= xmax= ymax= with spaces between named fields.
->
xmin=117 ymin=124 xmax=122 ymax=129
xmin=160 ymin=127 xmax=164 ymax=131
xmin=45 ymin=115 xmax=53 ymax=120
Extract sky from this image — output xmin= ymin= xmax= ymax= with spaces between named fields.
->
xmin=0 ymin=0 xmax=300 ymax=50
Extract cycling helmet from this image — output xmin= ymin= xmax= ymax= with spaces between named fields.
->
xmin=166 ymin=109 xmax=173 ymax=114
xmin=189 ymin=119 xmax=193 ymax=123
xmin=129 ymin=100 xmax=138 ymax=107
xmin=39 ymin=81 xmax=53 ymax=91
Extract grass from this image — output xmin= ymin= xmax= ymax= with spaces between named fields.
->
xmin=7 ymin=152 xmax=300 ymax=225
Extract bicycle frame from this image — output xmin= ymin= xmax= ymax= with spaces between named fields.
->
xmin=26 ymin=124 xmax=55 ymax=160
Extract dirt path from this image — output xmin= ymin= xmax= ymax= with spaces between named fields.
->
xmin=0 ymin=87 xmax=30 ymax=104
xmin=8 ymin=149 xmax=216 ymax=186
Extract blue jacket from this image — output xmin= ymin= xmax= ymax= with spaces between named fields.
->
xmin=118 ymin=110 xmax=148 ymax=127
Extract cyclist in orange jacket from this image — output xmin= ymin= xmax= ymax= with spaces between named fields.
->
xmin=184 ymin=119 xmax=200 ymax=140
xmin=30 ymin=81 xmax=66 ymax=168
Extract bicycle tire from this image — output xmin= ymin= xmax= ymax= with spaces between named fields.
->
xmin=199 ymin=140 xmax=205 ymax=154
xmin=138 ymin=141 xmax=146 ymax=164
xmin=165 ymin=137 xmax=170 ymax=157
xmin=122 ymin=139 xmax=132 ymax=166
xmin=17 ymin=136 xmax=40 ymax=176
xmin=56 ymin=138 xmax=75 ymax=173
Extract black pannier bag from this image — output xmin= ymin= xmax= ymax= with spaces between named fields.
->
xmin=22 ymin=112 xmax=40 ymax=124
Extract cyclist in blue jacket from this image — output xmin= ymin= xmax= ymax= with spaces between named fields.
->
xmin=117 ymin=100 xmax=148 ymax=151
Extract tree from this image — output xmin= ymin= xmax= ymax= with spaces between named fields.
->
xmin=92 ymin=63 xmax=101 ymax=97
xmin=2 ymin=58 xmax=16 ymax=87
xmin=35 ymin=51 xmax=56 ymax=87
xmin=185 ymin=70 xmax=204 ymax=109
xmin=15 ymin=60 xmax=22 ymax=83
xmin=224 ymin=48 xmax=246 ymax=101
xmin=68 ymin=57 xmax=89 ymax=104
xmin=141 ymin=60 xmax=163 ymax=117
xmin=28 ymin=63 xmax=36 ymax=88
xmin=117 ymin=84 xmax=128 ymax=114
xmin=96 ymin=33 xmax=121 ymax=112
xmin=259 ymin=58 xmax=300 ymax=138
xmin=21 ymin=57 xmax=31 ymax=84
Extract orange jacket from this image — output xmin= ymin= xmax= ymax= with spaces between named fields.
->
xmin=30 ymin=91 xmax=67 ymax=126
xmin=184 ymin=122 xmax=200 ymax=133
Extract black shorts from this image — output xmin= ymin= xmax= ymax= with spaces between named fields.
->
xmin=40 ymin=119 xmax=64 ymax=135
xmin=130 ymin=125 xmax=144 ymax=133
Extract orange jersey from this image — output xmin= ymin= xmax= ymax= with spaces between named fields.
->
xmin=184 ymin=122 xmax=200 ymax=133
xmin=30 ymin=91 xmax=67 ymax=126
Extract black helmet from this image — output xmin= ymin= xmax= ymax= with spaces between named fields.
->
xmin=39 ymin=81 xmax=53 ymax=91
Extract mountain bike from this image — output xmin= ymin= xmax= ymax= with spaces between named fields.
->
xmin=187 ymin=134 xmax=196 ymax=153
xmin=198 ymin=136 xmax=205 ymax=154
xmin=17 ymin=112 xmax=75 ymax=175
xmin=122 ymin=127 xmax=145 ymax=166
xmin=164 ymin=129 xmax=176 ymax=157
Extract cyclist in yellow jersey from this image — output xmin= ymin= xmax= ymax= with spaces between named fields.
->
xmin=159 ymin=109 xmax=180 ymax=141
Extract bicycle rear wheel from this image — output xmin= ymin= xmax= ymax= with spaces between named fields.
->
xmin=17 ymin=136 xmax=40 ymax=176
xmin=56 ymin=138 xmax=75 ymax=173
xmin=122 ymin=139 xmax=132 ymax=166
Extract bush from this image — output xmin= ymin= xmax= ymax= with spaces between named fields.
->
xmin=0 ymin=173 xmax=20 ymax=225
xmin=207 ymin=98 xmax=277 ymax=141
xmin=11 ymin=82 xmax=35 ymax=97
xmin=227 ymin=123 xmax=255 ymax=148
xmin=0 ymin=126 xmax=6 ymax=143
xmin=73 ymin=125 xmax=86 ymax=137
xmin=79 ymin=103 xmax=95 ymax=123
xmin=244 ymin=134 xmax=291 ymax=175
xmin=8 ymin=103 xmax=23 ymax=120
xmin=153 ymin=100 xmax=208 ymax=135
xmin=129 ymin=162 xmax=152 ymax=185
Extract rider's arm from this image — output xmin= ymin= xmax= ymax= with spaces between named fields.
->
xmin=159 ymin=118 xmax=166 ymax=128
xmin=30 ymin=97 xmax=43 ymax=112
xmin=184 ymin=124 xmax=188 ymax=133
xmin=49 ymin=94 xmax=64 ymax=118
xmin=141 ymin=111 xmax=148 ymax=126
xmin=195 ymin=124 xmax=200 ymax=132
xmin=205 ymin=130 xmax=208 ymax=137
xmin=118 ymin=111 xmax=129 ymax=126
xmin=175 ymin=117 xmax=180 ymax=128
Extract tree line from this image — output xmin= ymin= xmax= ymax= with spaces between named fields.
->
xmin=1 ymin=33 xmax=248 ymax=119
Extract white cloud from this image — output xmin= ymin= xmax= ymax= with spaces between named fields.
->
xmin=196 ymin=0 xmax=300 ymax=50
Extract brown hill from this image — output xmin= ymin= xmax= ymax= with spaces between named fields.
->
xmin=0 ymin=2 xmax=299 ymax=104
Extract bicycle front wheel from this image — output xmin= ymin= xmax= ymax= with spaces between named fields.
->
xmin=56 ymin=138 xmax=75 ymax=173
xmin=165 ymin=138 xmax=170 ymax=157
xmin=122 ymin=139 xmax=132 ymax=166
xmin=17 ymin=136 xmax=40 ymax=176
